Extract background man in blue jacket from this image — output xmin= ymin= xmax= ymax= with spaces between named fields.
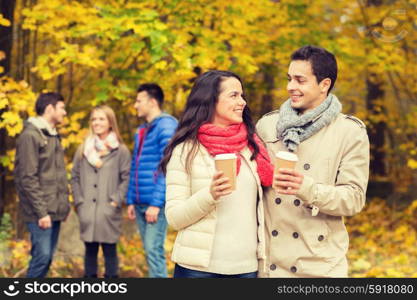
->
xmin=127 ymin=83 xmax=178 ymax=278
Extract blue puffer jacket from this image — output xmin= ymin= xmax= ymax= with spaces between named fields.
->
xmin=126 ymin=113 xmax=178 ymax=208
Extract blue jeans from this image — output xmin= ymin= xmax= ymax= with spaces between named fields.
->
xmin=135 ymin=205 xmax=168 ymax=278
xmin=173 ymin=264 xmax=258 ymax=278
xmin=26 ymin=221 xmax=61 ymax=278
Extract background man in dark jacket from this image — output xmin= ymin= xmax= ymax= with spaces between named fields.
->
xmin=127 ymin=83 xmax=177 ymax=278
xmin=14 ymin=92 xmax=70 ymax=278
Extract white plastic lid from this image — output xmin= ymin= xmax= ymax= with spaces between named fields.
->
xmin=214 ymin=153 xmax=237 ymax=160
xmin=275 ymin=151 xmax=298 ymax=161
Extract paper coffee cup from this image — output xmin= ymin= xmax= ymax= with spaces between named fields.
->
xmin=274 ymin=151 xmax=298 ymax=173
xmin=214 ymin=153 xmax=237 ymax=191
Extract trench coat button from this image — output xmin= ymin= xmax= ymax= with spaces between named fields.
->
xmin=292 ymin=232 xmax=299 ymax=239
xmin=94 ymin=169 xmax=98 ymax=173
xmin=275 ymin=198 xmax=282 ymax=205
xmin=270 ymin=264 xmax=277 ymax=271
xmin=272 ymin=230 xmax=278 ymax=237
xmin=294 ymin=199 xmax=301 ymax=206
xmin=93 ymin=198 xmax=96 ymax=202
xmin=290 ymin=266 xmax=297 ymax=273
xmin=304 ymin=163 xmax=310 ymax=170
xmin=94 ymin=184 xmax=97 ymax=188
xmin=318 ymin=235 xmax=324 ymax=241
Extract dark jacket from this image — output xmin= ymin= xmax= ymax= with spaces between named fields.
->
xmin=14 ymin=118 xmax=70 ymax=222
xmin=126 ymin=113 xmax=178 ymax=207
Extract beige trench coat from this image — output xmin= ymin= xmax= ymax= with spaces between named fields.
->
xmin=256 ymin=111 xmax=370 ymax=277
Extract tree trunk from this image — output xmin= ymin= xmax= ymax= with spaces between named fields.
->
xmin=260 ymin=67 xmax=275 ymax=117
xmin=365 ymin=0 xmax=387 ymax=177
xmin=0 ymin=0 xmax=16 ymax=219
xmin=366 ymin=77 xmax=387 ymax=176
xmin=0 ymin=1 xmax=14 ymax=76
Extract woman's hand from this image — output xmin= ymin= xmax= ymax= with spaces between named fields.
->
xmin=210 ymin=171 xmax=232 ymax=200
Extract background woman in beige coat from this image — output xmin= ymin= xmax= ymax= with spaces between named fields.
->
xmin=159 ymin=70 xmax=274 ymax=278
xmin=71 ymin=105 xmax=131 ymax=278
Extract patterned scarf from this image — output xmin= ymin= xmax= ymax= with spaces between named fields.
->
xmin=276 ymin=93 xmax=342 ymax=152
xmin=197 ymin=123 xmax=273 ymax=187
xmin=83 ymin=131 xmax=120 ymax=168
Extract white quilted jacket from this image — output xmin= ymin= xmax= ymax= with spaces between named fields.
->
xmin=165 ymin=142 xmax=267 ymax=269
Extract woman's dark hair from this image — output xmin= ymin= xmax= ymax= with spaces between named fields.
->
xmin=159 ymin=70 xmax=259 ymax=175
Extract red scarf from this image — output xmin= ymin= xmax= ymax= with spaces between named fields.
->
xmin=197 ymin=123 xmax=273 ymax=187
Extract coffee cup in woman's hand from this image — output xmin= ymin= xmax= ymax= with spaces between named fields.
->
xmin=214 ymin=154 xmax=237 ymax=190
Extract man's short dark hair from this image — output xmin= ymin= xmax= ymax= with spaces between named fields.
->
xmin=35 ymin=92 xmax=64 ymax=115
xmin=290 ymin=45 xmax=337 ymax=94
xmin=137 ymin=83 xmax=164 ymax=108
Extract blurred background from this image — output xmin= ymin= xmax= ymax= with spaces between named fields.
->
xmin=0 ymin=0 xmax=417 ymax=277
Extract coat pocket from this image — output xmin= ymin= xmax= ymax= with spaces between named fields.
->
xmin=104 ymin=198 xmax=122 ymax=221
xmin=41 ymin=181 xmax=58 ymax=214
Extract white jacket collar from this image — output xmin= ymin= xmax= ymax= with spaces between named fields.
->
xmin=27 ymin=116 xmax=58 ymax=136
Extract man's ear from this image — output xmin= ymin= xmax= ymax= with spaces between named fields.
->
xmin=150 ymin=98 xmax=159 ymax=108
xmin=44 ymin=103 xmax=54 ymax=115
xmin=320 ymin=78 xmax=332 ymax=94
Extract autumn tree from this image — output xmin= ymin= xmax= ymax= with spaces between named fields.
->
xmin=1 ymin=0 xmax=417 ymax=214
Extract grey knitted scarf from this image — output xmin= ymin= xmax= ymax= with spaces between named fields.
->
xmin=276 ymin=93 xmax=342 ymax=152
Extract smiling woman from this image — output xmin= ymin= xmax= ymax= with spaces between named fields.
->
xmin=71 ymin=105 xmax=131 ymax=278
xmin=91 ymin=109 xmax=111 ymax=140
xmin=212 ymin=77 xmax=247 ymax=127
xmin=159 ymin=70 xmax=274 ymax=278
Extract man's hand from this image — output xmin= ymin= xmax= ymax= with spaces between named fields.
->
xmin=273 ymin=168 xmax=304 ymax=195
xmin=145 ymin=206 xmax=160 ymax=224
xmin=127 ymin=204 xmax=136 ymax=220
xmin=38 ymin=215 xmax=52 ymax=229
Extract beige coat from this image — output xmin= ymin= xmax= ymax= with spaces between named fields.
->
xmin=256 ymin=111 xmax=370 ymax=278
xmin=165 ymin=142 xmax=266 ymax=270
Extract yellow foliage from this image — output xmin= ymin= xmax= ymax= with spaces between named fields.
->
xmin=0 ymin=77 xmax=35 ymax=145
xmin=347 ymin=199 xmax=417 ymax=277
xmin=351 ymin=258 xmax=372 ymax=272
xmin=407 ymin=159 xmax=417 ymax=169
xmin=0 ymin=97 xmax=8 ymax=110
xmin=0 ymin=14 xmax=11 ymax=26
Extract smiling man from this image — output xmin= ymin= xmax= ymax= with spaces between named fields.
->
xmin=256 ymin=45 xmax=370 ymax=277
xmin=14 ymin=92 xmax=70 ymax=278
xmin=126 ymin=83 xmax=178 ymax=278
